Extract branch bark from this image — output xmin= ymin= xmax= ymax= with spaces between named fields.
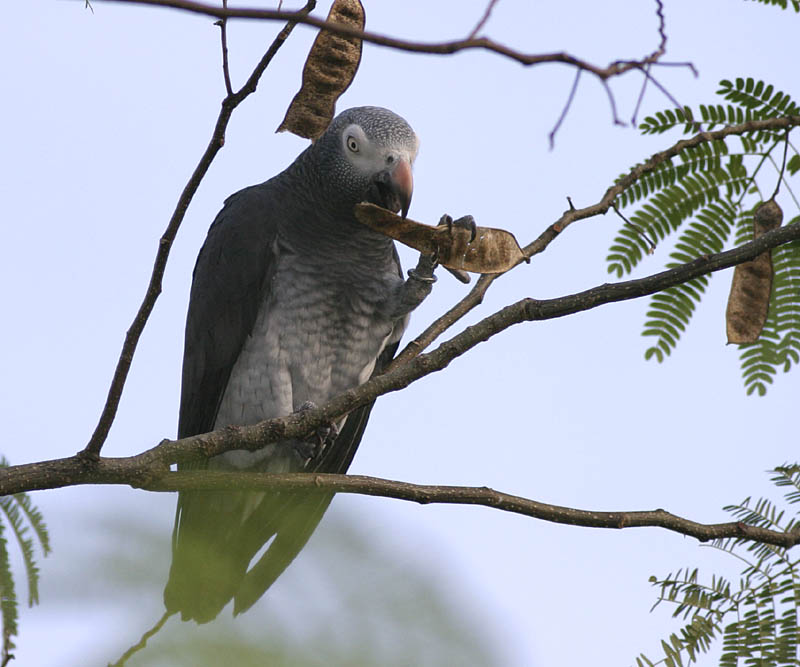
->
xmin=5 ymin=463 xmax=800 ymax=550
xmin=5 ymin=217 xmax=799 ymax=497
xmin=103 ymin=0 xmax=691 ymax=82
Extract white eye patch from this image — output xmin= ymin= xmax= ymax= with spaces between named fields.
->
xmin=342 ymin=124 xmax=370 ymax=156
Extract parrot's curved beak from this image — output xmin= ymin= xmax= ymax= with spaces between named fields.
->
xmin=369 ymin=158 xmax=413 ymax=218
xmin=390 ymin=158 xmax=413 ymax=218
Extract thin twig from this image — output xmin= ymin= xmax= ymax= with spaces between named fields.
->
xmin=549 ymin=69 xmax=582 ymax=149
xmin=81 ymin=0 xmax=317 ymax=458
xmin=216 ymin=0 xmax=234 ymax=96
xmin=612 ymin=204 xmax=657 ymax=253
xmin=631 ymin=62 xmax=651 ymax=127
xmin=653 ymin=0 xmax=667 ymax=54
xmin=635 ymin=63 xmax=685 ymax=113
xmin=390 ymin=274 xmax=496 ymax=370
xmin=108 ymin=611 xmax=171 ymax=667
xmin=468 ymin=0 xmax=502 ymax=38
xmin=771 ymin=129 xmax=791 ymax=200
xmin=602 ymin=78 xmax=625 ymax=127
xmin=735 ymin=135 xmax=783 ymax=209
xmin=767 ymin=151 xmax=800 ymax=211
xmin=606 ymin=0 xmax=669 ymax=75
xmin=649 ymin=60 xmax=698 ymax=76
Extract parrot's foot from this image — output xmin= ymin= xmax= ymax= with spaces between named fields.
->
xmin=433 ymin=214 xmax=474 ymax=284
xmin=439 ymin=213 xmax=477 ymax=243
xmin=295 ymin=401 xmax=339 ymax=466
xmin=389 ymin=253 xmax=438 ymax=319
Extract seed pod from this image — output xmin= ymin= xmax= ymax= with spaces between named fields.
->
xmin=277 ymin=0 xmax=365 ymax=140
xmin=355 ymin=203 xmax=526 ymax=274
xmin=725 ymin=199 xmax=783 ymax=344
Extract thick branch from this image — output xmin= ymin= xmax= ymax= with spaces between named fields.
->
xmin=4 ymin=464 xmax=800 ymax=549
xmin=81 ymin=2 xmax=316 ymax=458
xmin=104 ymin=0 xmax=687 ymax=82
xmin=152 ymin=471 xmax=800 ymax=549
xmin=4 ymin=219 xmax=799 ymax=497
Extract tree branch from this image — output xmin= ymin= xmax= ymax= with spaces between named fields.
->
xmin=102 ymin=0 xmax=693 ymax=82
xmin=81 ymin=1 xmax=316 ymax=458
xmin=468 ymin=0 xmax=502 ymax=39
xmin=393 ymin=115 xmax=800 ymax=365
xmin=149 ymin=471 xmax=800 ymax=550
xmin=216 ymin=0 xmax=234 ymax=96
xmin=5 ymin=462 xmax=800 ymax=550
xmin=6 ymin=218 xmax=799 ymax=497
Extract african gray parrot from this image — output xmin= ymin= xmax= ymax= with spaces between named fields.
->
xmin=163 ymin=106 xmax=438 ymax=623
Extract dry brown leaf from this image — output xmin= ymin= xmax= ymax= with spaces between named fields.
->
xmin=725 ymin=199 xmax=783 ymax=344
xmin=355 ymin=203 xmax=526 ymax=274
xmin=277 ymin=0 xmax=365 ymax=140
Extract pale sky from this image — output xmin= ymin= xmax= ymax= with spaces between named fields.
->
xmin=2 ymin=1 xmax=799 ymax=665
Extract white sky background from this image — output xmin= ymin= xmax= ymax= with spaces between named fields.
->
xmin=2 ymin=1 xmax=799 ymax=665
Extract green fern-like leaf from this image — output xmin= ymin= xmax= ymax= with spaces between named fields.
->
xmin=608 ymin=173 xmax=744 ymax=278
xmin=0 ymin=458 xmax=50 ymax=665
xmin=639 ymin=106 xmax=702 ymax=135
xmin=9 ymin=493 xmax=50 ymax=560
xmin=0 ymin=523 xmax=17 ymax=667
xmin=717 ymin=79 xmax=800 ymax=144
xmin=770 ymin=465 xmax=800 ymax=505
xmin=744 ymin=0 xmax=800 ymax=13
xmin=640 ymin=201 xmax=737 ymax=360
xmin=608 ymin=79 xmax=800 ymax=394
xmin=718 ymin=78 xmax=800 ymax=118
xmin=638 ymin=466 xmax=800 ymax=667
xmin=0 ymin=499 xmax=40 ymax=608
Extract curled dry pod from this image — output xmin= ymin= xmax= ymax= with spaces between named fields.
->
xmin=354 ymin=203 xmax=526 ymax=274
xmin=277 ymin=0 xmax=365 ymax=140
xmin=725 ymin=199 xmax=783 ymax=344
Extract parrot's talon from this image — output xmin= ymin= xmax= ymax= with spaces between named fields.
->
xmin=454 ymin=215 xmax=477 ymax=243
xmin=296 ymin=402 xmax=339 ymax=465
xmin=439 ymin=213 xmax=477 ymax=243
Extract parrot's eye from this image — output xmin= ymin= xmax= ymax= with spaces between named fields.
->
xmin=386 ymin=155 xmax=395 ymax=165
xmin=346 ymin=136 xmax=359 ymax=153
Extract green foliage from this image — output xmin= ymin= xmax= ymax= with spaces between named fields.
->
xmin=607 ymin=78 xmax=800 ymax=394
xmin=0 ymin=459 xmax=50 ymax=666
xmin=636 ymin=465 xmax=800 ymax=667
xmin=744 ymin=0 xmax=800 ymax=13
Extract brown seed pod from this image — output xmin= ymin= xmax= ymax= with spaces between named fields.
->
xmin=277 ymin=0 xmax=365 ymax=140
xmin=725 ymin=199 xmax=783 ymax=344
xmin=354 ymin=203 xmax=527 ymax=275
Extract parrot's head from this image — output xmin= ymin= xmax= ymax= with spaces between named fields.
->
xmin=316 ymin=106 xmax=419 ymax=218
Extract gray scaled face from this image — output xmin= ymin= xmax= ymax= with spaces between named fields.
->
xmin=320 ymin=106 xmax=420 ymax=217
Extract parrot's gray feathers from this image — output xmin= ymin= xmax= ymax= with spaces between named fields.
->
xmin=177 ymin=185 xmax=279 ymax=440
xmin=164 ymin=107 xmax=429 ymax=623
